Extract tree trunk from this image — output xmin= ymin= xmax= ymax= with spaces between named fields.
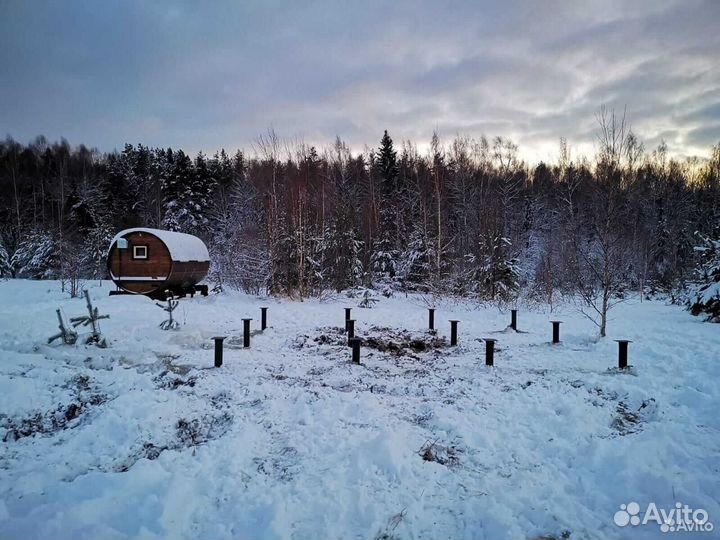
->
xmin=600 ymin=244 xmax=611 ymax=337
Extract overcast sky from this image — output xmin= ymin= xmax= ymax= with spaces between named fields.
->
xmin=1 ymin=0 xmax=718 ymax=162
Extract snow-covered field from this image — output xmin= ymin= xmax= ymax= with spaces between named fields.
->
xmin=0 ymin=280 xmax=718 ymax=540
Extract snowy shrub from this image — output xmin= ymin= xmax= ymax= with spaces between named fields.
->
xmin=11 ymin=229 xmax=59 ymax=278
xmin=358 ymin=289 xmax=378 ymax=308
xmin=372 ymin=244 xmax=399 ymax=283
xmin=0 ymin=240 xmax=10 ymax=277
xmin=58 ymin=239 xmax=86 ymax=298
xmin=688 ymin=235 xmax=720 ymax=322
xmin=454 ymin=234 xmax=520 ymax=303
xmin=81 ymin=222 xmax=114 ymax=279
xmin=210 ymin=236 xmax=270 ymax=295
xmin=396 ymin=228 xmax=431 ymax=290
xmin=344 ymin=286 xmax=365 ymax=298
xmin=324 ymin=225 xmax=364 ymax=292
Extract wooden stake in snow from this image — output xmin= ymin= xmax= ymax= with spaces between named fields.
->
xmin=156 ymin=292 xmax=180 ymax=330
xmin=70 ymin=290 xmax=110 ymax=347
xmin=48 ymin=308 xmax=78 ymax=345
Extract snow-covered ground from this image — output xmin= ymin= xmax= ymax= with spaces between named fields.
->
xmin=0 ymin=280 xmax=718 ymax=540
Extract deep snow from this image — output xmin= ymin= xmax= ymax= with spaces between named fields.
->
xmin=0 ymin=280 xmax=718 ymax=539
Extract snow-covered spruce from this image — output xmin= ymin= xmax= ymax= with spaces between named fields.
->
xmin=688 ymin=234 xmax=720 ymax=322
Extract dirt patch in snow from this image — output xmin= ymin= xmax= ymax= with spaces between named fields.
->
xmin=532 ymin=532 xmax=572 ymax=540
xmin=114 ymin=411 xmax=233 ymax=472
xmin=175 ymin=412 xmax=233 ymax=446
xmin=361 ymin=326 xmax=448 ymax=355
xmin=419 ymin=440 xmax=460 ymax=467
xmin=154 ymin=370 xmax=197 ymax=390
xmin=611 ymin=398 xmax=657 ymax=436
xmin=303 ymin=325 xmax=449 ymax=357
xmin=1 ymin=374 xmax=108 ymax=442
xmin=253 ymin=445 xmax=299 ymax=481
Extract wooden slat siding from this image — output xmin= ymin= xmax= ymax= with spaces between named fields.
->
xmin=167 ymin=261 xmax=211 ymax=288
xmin=108 ymin=232 xmax=172 ymax=294
xmin=108 ymin=230 xmax=209 ymax=295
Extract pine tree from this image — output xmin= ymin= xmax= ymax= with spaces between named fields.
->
xmin=132 ymin=144 xmax=159 ymax=226
xmin=105 ymin=144 xmax=141 ymax=228
xmin=11 ymin=229 xmax=58 ymax=278
xmin=209 ymin=151 xmax=269 ymax=294
xmin=186 ymin=152 xmax=216 ymax=233
xmin=460 ymin=233 xmax=520 ymax=302
xmin=82 ymin=219 xmax=113 ymax=279
xmin=0 ymin=239 xmax=10 ymax=277
xmin=322 ymin=138 xmax=364 ymax=291
xmin=372 ymin=130 xmax=399 ymax=282
xmin=429 ymin=132 xmax=449 ymax=288
xmin=161 ymin=149 xmax=194 ymax=231
xmin=688 ymin=233 xmax=720 ymax=321
xmin=397 ymin=225 xmax=430 ymax=289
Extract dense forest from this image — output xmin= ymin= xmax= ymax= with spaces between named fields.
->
xmin=1 ymin=109 xmax=719 ymax=329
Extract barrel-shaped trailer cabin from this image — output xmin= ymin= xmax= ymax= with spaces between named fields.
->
xmin=107 ymin=228 xmax=210 ymax=298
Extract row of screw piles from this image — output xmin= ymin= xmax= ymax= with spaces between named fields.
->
xmin=212 ymin=306 xmax=632 ymax=369
xmin=343 ymin=308 xmax=362 ymax=364
xmin=510 ymin=310 xmax=563 ymax=345
xmin=212 ymin=306 xmax=269 ymax=367
xmin=429 ymin=308 xmax=459 ymax=345
xmin=441 ymin=307 xmax=631 ymax=369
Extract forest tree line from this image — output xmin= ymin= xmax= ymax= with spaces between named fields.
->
xmin=1 ymin=109 xmax=719 ymax=329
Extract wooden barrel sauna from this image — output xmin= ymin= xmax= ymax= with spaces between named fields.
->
xmin=107 ymin=228 xmax=210 ymax=297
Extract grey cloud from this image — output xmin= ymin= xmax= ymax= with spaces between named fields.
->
xmin=679 ymin=102 xmax=720 ymax=125
xmin=0 ymin=0 xmax=718 ymax=161
xmin=686 ymin=125 xmax=720 ymax=148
